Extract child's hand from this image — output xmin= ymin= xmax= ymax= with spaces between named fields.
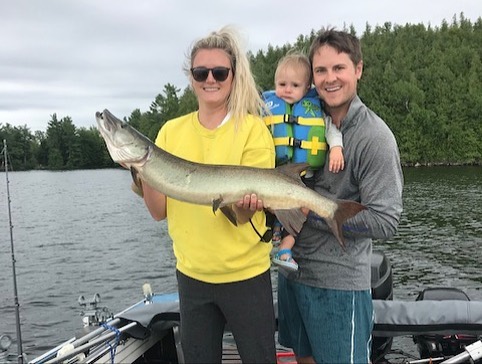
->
xmin=329 ymin=146 xmax=344 ymax=173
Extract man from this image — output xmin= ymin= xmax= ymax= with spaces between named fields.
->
xmin=277 ymin=28 xmax=404 ymax=364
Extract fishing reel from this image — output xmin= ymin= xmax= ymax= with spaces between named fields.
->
xmin=78 ymin=293 xmax=113 ymax=327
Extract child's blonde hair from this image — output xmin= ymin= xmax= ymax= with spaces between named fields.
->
xmin=275 ymin=52 xmax=313 ymax=87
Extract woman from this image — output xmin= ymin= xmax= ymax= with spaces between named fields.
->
xmin=141 ymin=26 xmax=277 ymax=363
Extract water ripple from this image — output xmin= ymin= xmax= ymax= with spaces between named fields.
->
xmin=0 ymin=166 xmax=481 ymax=358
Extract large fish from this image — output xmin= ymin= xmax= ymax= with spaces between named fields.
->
xmin=96 ymin=109 xmax=366 ymax=249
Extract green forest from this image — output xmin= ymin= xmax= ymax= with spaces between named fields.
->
xmin=1 ymin=14 xmax=481 ymax=171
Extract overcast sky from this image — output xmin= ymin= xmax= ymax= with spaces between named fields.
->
xmin=1 ymin=0 xmax=480 ymax=132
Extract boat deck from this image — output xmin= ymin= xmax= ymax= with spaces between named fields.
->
xmin=222 ymin=344 xmax=242 ymax=363
xmin=221 ymin=333 xmax=296 ymax=364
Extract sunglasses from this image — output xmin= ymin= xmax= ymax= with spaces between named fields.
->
xmin=190 ymin=67 xmax=231 ymax=82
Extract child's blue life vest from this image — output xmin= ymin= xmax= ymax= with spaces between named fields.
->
xmin=263 ymin=88 xmax=327 ymax=169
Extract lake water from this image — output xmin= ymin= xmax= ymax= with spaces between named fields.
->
xmin=0 ymin=166 xmax=481 ymax=360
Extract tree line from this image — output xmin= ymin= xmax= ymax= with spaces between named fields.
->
xmin=1 ymin=14 xmax=480 ymax=171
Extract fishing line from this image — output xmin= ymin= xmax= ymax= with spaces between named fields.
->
xmin=2 ymin=139 xmax=24 ymax=364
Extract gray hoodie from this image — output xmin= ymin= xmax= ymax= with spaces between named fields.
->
xmin=284 ymin=95 xmax=404 ymax=291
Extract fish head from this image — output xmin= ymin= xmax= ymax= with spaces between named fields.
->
xmin=95 ymin=109 xmax=151 ymax=168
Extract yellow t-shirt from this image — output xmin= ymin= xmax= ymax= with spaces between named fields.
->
xmin=155 ymin=112 xmax=276 ymax=283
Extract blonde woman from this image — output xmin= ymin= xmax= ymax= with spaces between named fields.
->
xmin=141 ymin=26 xmax=277 ymax=363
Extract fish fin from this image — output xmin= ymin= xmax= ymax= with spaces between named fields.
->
xmin=275 ymin=163 xmax=310 ymax=184
xmin=212 ymin=197 xmax=238 ymax=226
xmin=212 ymin=197 xmax=223 ymax=213
xmin=274 ymin=209 xmax=307 ymax=237
xmin=220 ymin=206 xmax=238 ymax=226
xmin=130 ymin=168 xmax=144 ymax=198
xmin=326 ymin=199 xmax=367 ymax=250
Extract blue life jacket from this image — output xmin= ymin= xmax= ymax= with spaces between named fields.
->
xmin=263 ymin=88 xmax=327 ymax=169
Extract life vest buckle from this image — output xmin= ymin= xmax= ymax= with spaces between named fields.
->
xmin=289 ymin=138 xmax=302 ymax=149
xmin=283 ymin=114 xmax=298 ymax=124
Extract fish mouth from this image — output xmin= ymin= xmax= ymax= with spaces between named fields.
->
xmin=95 ymin=109 xmax=151 ymax=166
xmin=96 ymin=110 xmax=120 ymax=135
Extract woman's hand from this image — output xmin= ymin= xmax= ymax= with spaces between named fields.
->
xmin=233 ymin=193 xmax=263 ymax=223
xmin=236 ymin=193 xmax=264 ymax=211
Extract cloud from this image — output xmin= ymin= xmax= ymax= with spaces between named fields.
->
xmin=0 ymin=0 xmax=480 ymax=131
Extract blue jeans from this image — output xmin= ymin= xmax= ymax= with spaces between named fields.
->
xmin=278 ymin=273 xmax=374 ymax=363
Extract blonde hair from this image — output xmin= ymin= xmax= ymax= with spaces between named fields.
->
xmin=275 ymin=52 xmax=312 ymax=87
xmin=184 ymin=25 xmax=265 ymax=124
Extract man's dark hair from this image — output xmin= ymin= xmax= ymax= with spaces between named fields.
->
xmin=308 ymin=28 xmax=362 ymax=67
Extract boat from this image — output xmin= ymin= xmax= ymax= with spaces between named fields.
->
xmin=4 ymin=251 xmax=481 ymax=364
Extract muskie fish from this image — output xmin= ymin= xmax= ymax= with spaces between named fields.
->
xmin=96 ymin=109 xmax=366 ymax=249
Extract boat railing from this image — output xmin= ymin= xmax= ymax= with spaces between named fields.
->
xmin=28 ymin=293 xmax=482 ymax=364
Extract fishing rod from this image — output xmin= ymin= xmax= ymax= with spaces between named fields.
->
xmin=2 ymin=139 xmax=24 ymax=364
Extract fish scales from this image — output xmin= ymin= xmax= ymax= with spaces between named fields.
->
xmin=96 ymin=109 xmax=366 ymax=249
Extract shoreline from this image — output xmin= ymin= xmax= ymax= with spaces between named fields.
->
xmin=402 ymin=162 xmax=481 ymax=167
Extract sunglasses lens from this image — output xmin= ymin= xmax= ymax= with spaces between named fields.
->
xmin=191 ymin=67 xmax=230 ymax=82
xmin=212 ymin=67 xmax=230 ymax=81
xmin=191 ymin=68 xmax=209 ymax=82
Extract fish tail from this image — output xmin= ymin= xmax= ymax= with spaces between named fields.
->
xmin=329 ymin=200 xmax=367 ymax=250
